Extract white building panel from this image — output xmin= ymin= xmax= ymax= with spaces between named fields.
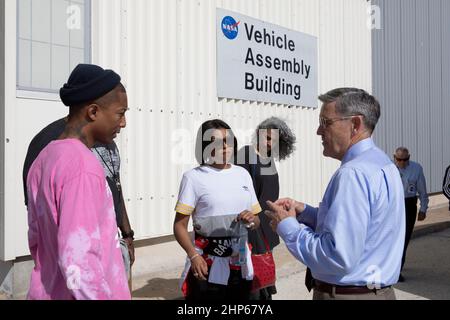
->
xmin=372 ymin=0 xmax=450 ymax=193
xmin=1 ymin=0 xmax=371 ymax=260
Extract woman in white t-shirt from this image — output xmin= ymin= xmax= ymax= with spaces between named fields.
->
xmin=173 ymin=119 xmax=262 ymax=301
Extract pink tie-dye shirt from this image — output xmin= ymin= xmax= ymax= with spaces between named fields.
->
xmin=26 ymin=139 xmax=131 ymax=300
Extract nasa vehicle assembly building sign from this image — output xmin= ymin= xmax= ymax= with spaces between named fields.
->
xmin=217 ymin=8 xmax=318 ymax=108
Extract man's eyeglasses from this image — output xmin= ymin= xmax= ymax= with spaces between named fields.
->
xmin=394 ymin=156 xmax=410 ymax=162
xmin=319 ymin=116 xmax=355 ymax=129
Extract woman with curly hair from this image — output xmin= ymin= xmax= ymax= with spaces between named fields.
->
xmin=237 ymin=117 xmax=297 ymax=300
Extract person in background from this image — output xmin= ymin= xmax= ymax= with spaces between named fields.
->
xmin=237 ymin=117 xmax=296 ymax=300
xmin=393 ymin=147 xmax=429 ymax=282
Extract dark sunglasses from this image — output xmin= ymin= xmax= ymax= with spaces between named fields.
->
xmin=394 ymin=156 xmax=410 ymax=162
xmin=209 ymin=136 xmax=234 ymax=147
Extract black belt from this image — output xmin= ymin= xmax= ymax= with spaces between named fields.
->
xmin=314 ymin=279 xmax=392 ymax=295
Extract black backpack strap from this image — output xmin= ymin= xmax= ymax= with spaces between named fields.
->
xmin=249 ymin=162 xmax=257 ymax=180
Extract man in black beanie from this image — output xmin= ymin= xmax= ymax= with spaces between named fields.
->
xmin=23 ymin=64 xmax=135 ymax=276
xmin=25 ymin=64 xmax=131 ymax=300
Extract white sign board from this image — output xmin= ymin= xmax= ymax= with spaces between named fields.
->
xmin=217 ymin=8 xmax=318 ymax=108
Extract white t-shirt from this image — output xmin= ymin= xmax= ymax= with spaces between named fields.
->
xmin=175 ymin=165 xmax=262 ymax=218
xmin=175 ymin=165 xmax=259 ymax=286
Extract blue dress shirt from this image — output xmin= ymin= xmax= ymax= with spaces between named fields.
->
xmin=397 ymin=161 xmax=429 ymax=213
xmin=277 ymin=138 xmax=405 ymax=287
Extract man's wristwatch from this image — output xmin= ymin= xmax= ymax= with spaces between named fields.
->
xmin=121 ymin=230 xmax=135 ymax=240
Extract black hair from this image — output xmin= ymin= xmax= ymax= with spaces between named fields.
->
xmin=195 ymin=119 xmax=238 ymax=165
xmin=68 ymin=83 xmax=126 ymax=117
xmin=254 ymin=117 xmax=296 ymax=161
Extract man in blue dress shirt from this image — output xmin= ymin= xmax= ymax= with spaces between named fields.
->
xmin=393 ymin=147 xmax=428 ymax=282
xmin=266 ymin=88 xmax=405 ymax=300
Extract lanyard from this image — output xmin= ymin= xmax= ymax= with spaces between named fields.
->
xmin=94 ymin=147 xmax=122 ymax=193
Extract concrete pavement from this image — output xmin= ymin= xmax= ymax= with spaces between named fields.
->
xmin=273 ymin=227 xmax=450 ymax=300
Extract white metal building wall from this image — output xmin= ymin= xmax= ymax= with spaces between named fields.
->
xmin=372 ymin=0 xmax=450 ymax=193
xmin=0 ymin=0 xmax=6 ymax=261
xmin=91 ymin=0 xmax=372 ymax=241
xmin=1 ymin=0 xmax=371 ymax=260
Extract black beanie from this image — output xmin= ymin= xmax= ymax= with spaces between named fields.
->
xmin=59 ymin=64 xmax=121 ymax=107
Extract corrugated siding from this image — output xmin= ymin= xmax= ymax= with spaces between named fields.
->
xmin=372 ymin=0 xmax=450 ymax=193
xmin=0 ymin=0 xmax=6 ymax=260
xmin=429 ymin=0 xmax=443 ymax=195
xmin=2 ymin=0 xmax=371 ymax=259
xmin=2 ymin=0 xmax=68 ymax=258
xmin=442 ymin=0 xmax=450 ymax=178
xmin=90 ymin=0 xmax=371 ymax=241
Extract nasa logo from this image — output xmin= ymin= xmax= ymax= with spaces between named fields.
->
xmin=221 ymin=16 xmax=240 ymax=40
